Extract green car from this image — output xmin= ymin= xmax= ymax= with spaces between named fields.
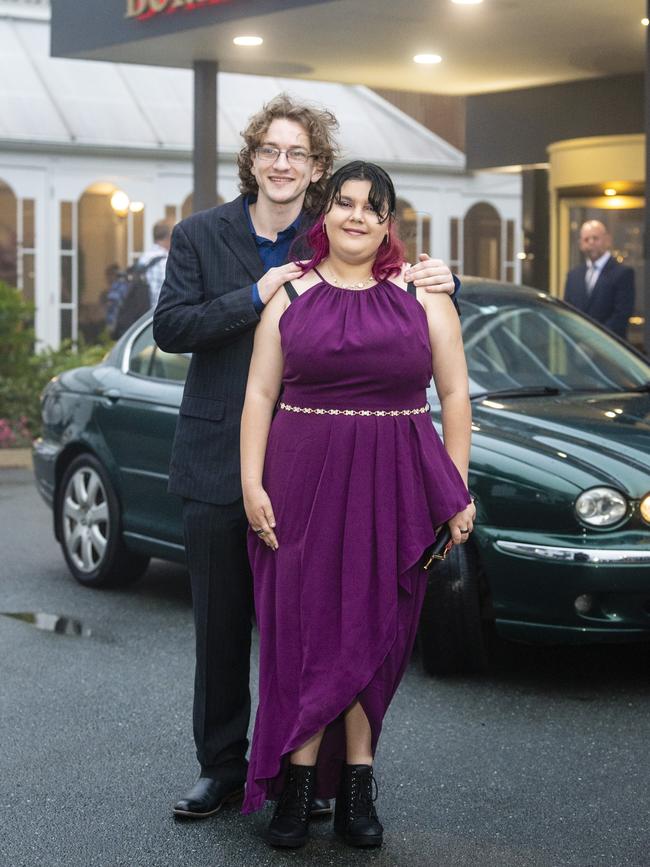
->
xmin=33 ymin=280 xmax=650 ymax=675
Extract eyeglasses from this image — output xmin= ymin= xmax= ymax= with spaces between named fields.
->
xmin=254 ymin=146 xmax=315 ymax=165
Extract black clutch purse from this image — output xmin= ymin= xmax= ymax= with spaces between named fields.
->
xmin=421 ymin=525 xmax=453 ymax=571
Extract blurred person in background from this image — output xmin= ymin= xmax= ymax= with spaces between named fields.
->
xmin=103 ymin=262 xmax=124 ymax=331
xmin=564 ymin=219 xmax=634 ymax=339
xmin=139 ymin=219 xmax=172 ymax=308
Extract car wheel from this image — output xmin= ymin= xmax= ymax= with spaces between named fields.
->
xmin=418 ymin=541 xmax=489 ymax=676
xmin=56 ymin=453 xmax=149 ymax=588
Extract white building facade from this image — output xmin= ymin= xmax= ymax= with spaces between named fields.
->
xmin=0 ymin=0 xmax=521 ymax=348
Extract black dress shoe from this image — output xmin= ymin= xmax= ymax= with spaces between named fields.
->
xmin=266 ymin=764 xmax=316 ymax=848
xmin=310 ymin=797 xmax=333 ymax=817
xmin=334 ymin=764 xmax=383 ymax=847
xmin=173 ymin=776 xmax=245 ymax=819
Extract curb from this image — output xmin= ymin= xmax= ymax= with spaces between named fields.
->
xmin=0 ymin=448 xmax=32 ymax=469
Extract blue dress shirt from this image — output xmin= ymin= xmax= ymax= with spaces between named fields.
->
xmin=245 ymin=196 xmax=301 ymax=314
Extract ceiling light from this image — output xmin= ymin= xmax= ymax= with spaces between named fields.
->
xmin=604 ymin=187 xmax=617 ymax=196
xmin=413 ymin=54 xmax=442 ymax=64
xmin=451 ymin=0 xmax=484 ymax=5
xmin=642 ymin=18 xmax=649 ymax=26
xmin=233 ymin=36 xmax=263 ymax=46
xmin=129 ymin=201 xmax=145 ymax=213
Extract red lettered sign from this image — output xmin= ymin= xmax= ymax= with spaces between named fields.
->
xmin=125 ymin=0 xmax=232 ymax=20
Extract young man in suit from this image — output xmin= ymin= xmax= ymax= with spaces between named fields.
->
xmin=153 ymin=94 xmax=460 ymax=820
xmin=564 ymin=220 xmax=635 ymax=339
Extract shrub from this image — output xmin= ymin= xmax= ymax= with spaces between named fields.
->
xmin=0 ymin=282 xmax=112 ymax=445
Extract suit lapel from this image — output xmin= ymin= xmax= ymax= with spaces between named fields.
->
xmin=217 ymin=197 xmax=265 ymax=283
xmin=575 ymin=263 xmax=589 ymax=309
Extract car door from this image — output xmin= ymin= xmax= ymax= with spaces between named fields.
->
xmin=93 ymin=320 xmax=187 ymax=551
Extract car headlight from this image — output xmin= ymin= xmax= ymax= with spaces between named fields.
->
xmin=575 ymin=487 xmax=628 ymax=527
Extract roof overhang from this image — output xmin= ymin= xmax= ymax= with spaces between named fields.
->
xmin=50 ymin=0 xmax=646 ymax=96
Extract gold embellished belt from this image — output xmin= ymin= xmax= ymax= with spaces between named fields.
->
xmin=279 ymin=402 xmax=429 ymax=417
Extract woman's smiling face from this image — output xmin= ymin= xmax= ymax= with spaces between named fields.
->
xmin=324 ymin=180 xmax=389 ymax=263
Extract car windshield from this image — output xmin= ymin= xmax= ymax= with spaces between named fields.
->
xmin=452 ymin=289 xmax=650 ymax=401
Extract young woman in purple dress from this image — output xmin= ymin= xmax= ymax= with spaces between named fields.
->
xmin=240 ymin=161 xmax=475 ymax=848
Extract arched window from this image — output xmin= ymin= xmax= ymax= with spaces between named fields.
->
xmin=463 ymin=202 xmax=502 ymax=279
xmin=0 ymin=180 xmax=17 ymax=289
xmin=396 ymin=198 xmax=431 ymax=265
xmin=0 ymin=179 xmax=36 ymax=304
xmin=59 ymin=183 xmax=146 ymax=343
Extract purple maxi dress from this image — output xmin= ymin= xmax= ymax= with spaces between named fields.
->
xmin=242 ymin=277 xmax=470 ymax=814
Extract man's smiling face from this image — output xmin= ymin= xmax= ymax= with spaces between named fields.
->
xmin=251 ymin=118 xmax=323 ymax=208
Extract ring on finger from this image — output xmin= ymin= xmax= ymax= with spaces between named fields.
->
xmin=459 ymin=528 xmax=469 ymax=534
xmin=255 ymin=528 xmax=266 ymax=536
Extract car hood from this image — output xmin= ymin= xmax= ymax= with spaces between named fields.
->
xmin=469 ymin=391 xmax=650 ymax=495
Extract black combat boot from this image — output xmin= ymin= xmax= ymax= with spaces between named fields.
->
xmin=266 ymin=763 xmax=316 ymax=848
xmin=334 ymin=763 xmax=383 ymax=847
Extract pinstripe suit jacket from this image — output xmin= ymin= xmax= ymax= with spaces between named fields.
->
xmin=153 ymin=196 xmax=302 ymax=505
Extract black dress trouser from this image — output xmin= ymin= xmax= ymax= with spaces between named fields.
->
xmin=182 ymin=497 xmax=254 ymax=780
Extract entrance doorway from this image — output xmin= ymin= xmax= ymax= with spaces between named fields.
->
xmin=559 ymin=196 xmax=644 ymax=351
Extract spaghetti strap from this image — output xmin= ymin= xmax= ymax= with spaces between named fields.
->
xmin=406 ymin=281 xmax=417 ymax=297
xmin=284 ymin=281 xmax=299 ymax=302
xmin=313 ymin=266 xmax=327 ymax=283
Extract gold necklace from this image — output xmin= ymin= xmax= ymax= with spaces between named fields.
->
xmin=325 ymin=265 xmax=375 ymax=289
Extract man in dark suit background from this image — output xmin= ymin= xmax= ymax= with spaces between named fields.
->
xmin=564 ymin=219 xmax=635 ymax=339
xmin=154 ymin=94 xmax=460 ymax=820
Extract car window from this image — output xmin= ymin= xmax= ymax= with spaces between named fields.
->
xmin=459 ymin=294 xmax=650 ymax=396
xmin=127 ymin=323 xmax=190 ymax=383
xmin=150 ymin=347 xmax=190 ymax=382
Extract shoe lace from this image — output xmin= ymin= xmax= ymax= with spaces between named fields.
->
xmin=274 ymin=770 xmax=311 ymax=821
xmin=349 ymin=768 xmax=379 ymax=820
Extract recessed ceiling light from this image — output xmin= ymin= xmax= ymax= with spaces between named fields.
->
xmin=604 ymin=188 xmax=617 ymax=196
xmin=233 ymin=36 xmax=263 ymax=46
xmin=451 ymin=0 xmax=483 ymax=5
xmin=643 ymin=17 xmax=649 ymax=26
xmin=413 ymin=54 xmax=442 ymax=64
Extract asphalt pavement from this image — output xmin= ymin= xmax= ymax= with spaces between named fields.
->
xmin=1 ymin=468 xmax=648 ymax=867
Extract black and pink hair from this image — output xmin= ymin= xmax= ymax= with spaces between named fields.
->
xmin=295 ymin=161 xmax=405 ymax=280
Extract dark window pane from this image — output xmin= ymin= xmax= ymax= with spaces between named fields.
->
xmin=132 ymin=207 xmax=144 ymax=254
xmin=23 ymin=199 xmax=35 ymax=248
xmin=396 ymin=198 xmax=417 ymax=265
xmin=464 ymin=202 xmax=501 ymax=279
xmin=506 ymin=266 xmax=514 ymax=282
xmin=61 ymin=308 xmax=73 ymax=342
xmin=0 ymin=180 xmax=17 ymax=286
xmin=61 ymin=256 xmax=73 ymax=303
xmin=61 ymin=202 xmax=73 ymax=250
xmin=450 ymin=218 xmax=459 ymax=262
xmin=22 ymin=253 xmax=35 ymax=304
xmin=506 ymin=220 xmax=515 ymax=261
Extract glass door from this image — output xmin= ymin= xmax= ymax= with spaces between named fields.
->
xmin=559 ymin=196 xmax=644 ymax=352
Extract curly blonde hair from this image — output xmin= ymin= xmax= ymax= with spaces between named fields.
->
xmin=238 ymin=93 xmax=340 ymax=213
